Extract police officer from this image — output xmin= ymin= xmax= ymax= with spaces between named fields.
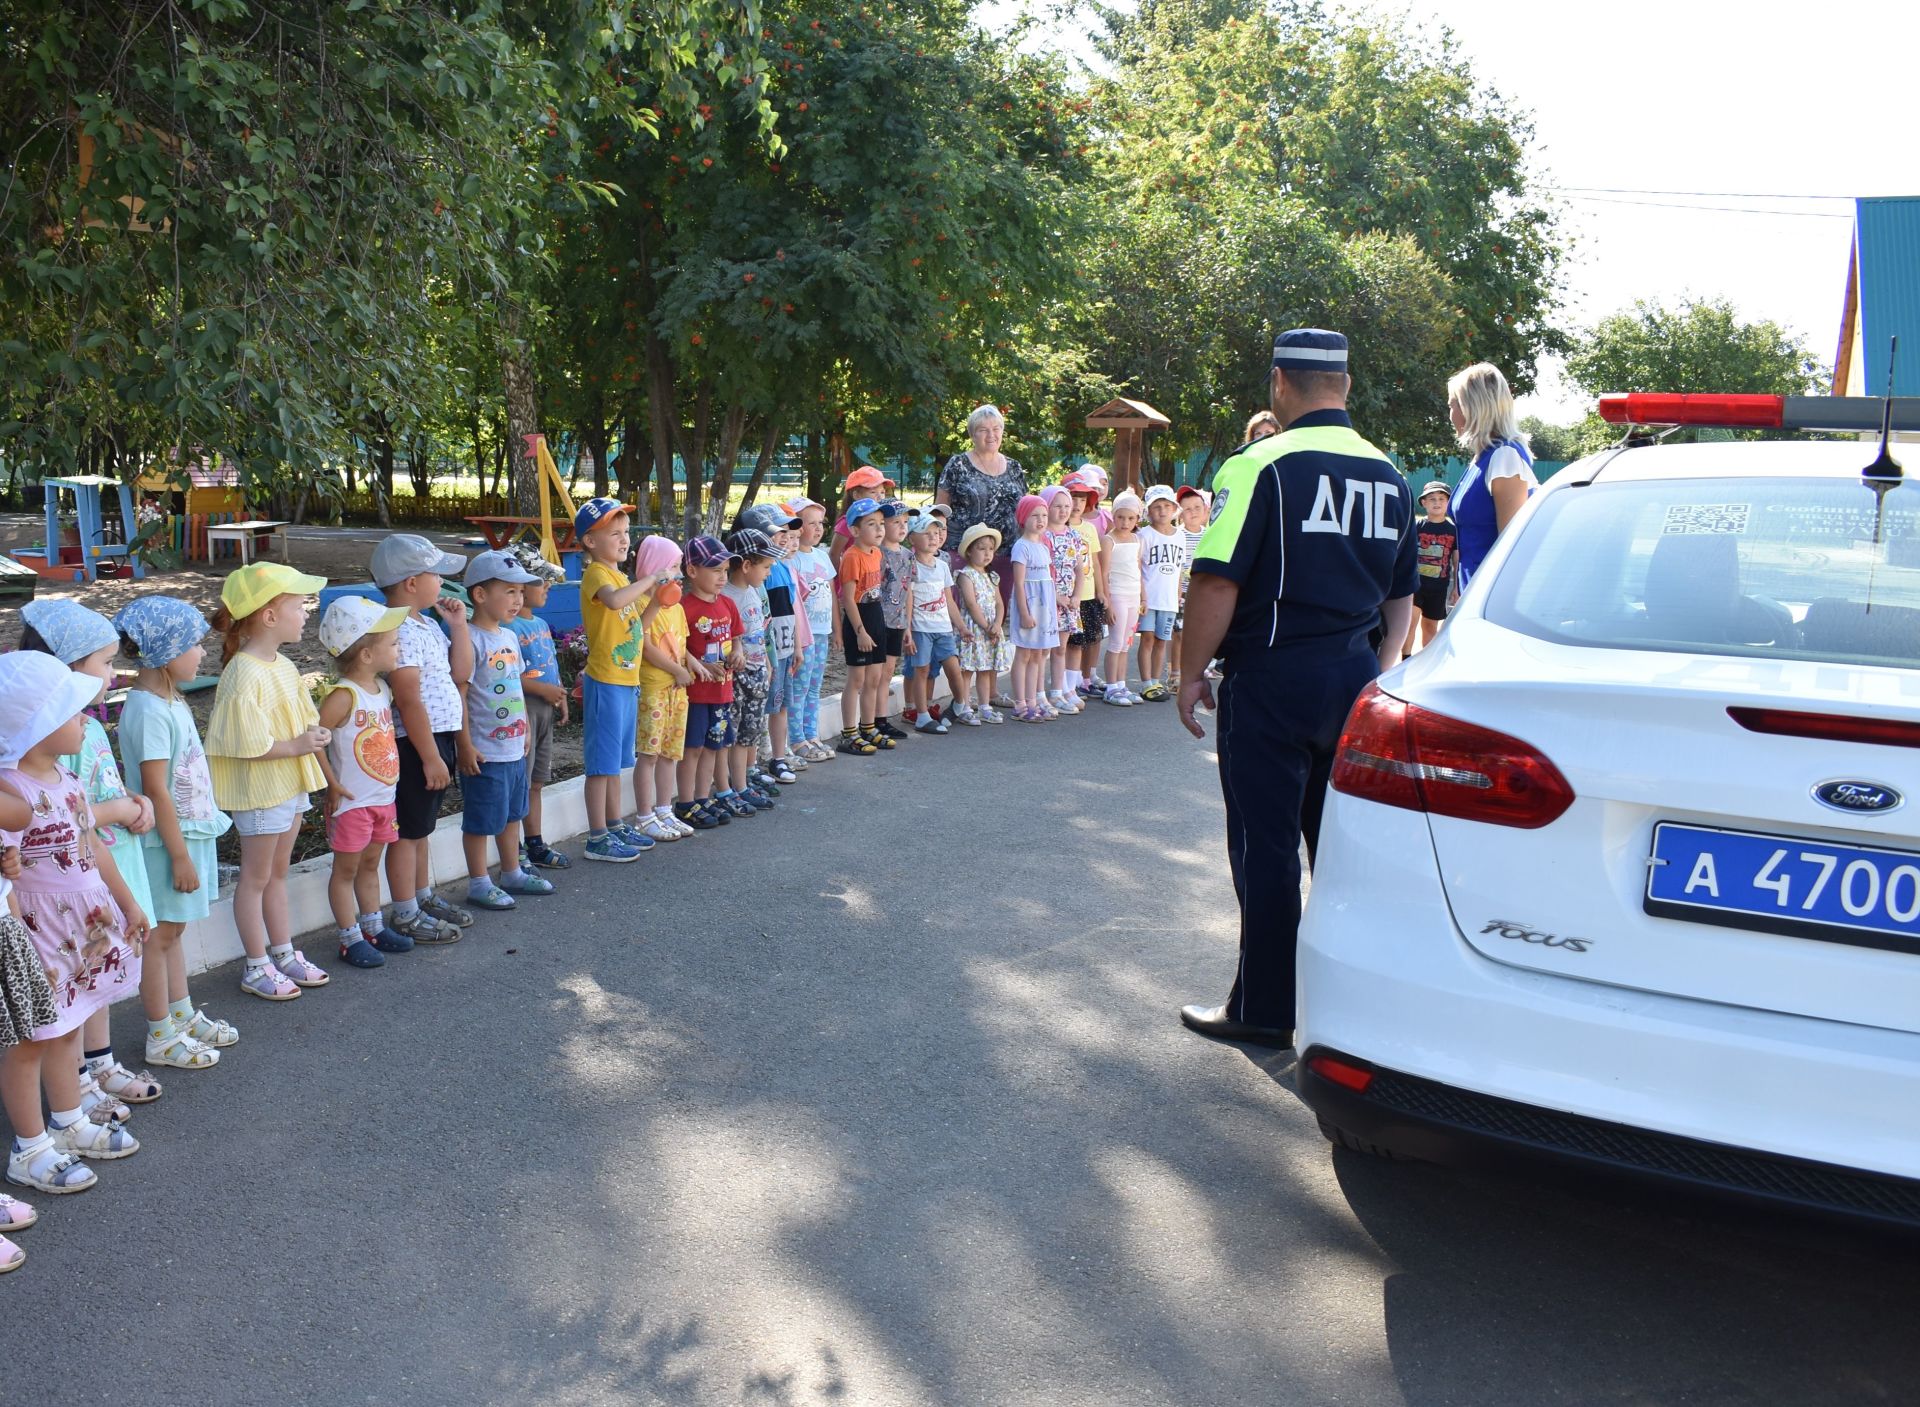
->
xmin=1176 ymin=329 xmax=1417 ymax=1046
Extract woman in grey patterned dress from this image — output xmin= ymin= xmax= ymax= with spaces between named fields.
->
xmin=936 ymin=404 xmax=1028 ymax=602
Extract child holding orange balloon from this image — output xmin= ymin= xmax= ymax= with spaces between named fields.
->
xmin=633 ymin=534 xmax=696 ymax=844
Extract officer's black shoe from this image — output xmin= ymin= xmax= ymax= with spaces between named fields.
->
xmin=1179 ymin=1004 xmax=1295 ymax=1048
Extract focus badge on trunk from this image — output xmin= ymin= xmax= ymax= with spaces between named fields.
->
xmin=1813 ymin=780 xmax=1903 ymax=814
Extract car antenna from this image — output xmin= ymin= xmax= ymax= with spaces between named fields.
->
xmin=1863 ymin=335 xmax=1902 ymax=486
xmin=1862 ymin=336 xmax=1901 ymax=612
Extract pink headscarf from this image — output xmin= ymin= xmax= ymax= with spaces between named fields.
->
xmin=1014 ymin=494 xmax=1048 ymax=529
xmin=633 ymin=534 xmax=682 ymax=579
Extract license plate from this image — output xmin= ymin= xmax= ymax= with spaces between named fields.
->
xmin=1645 ymin=822 xmax=1920 ymax=955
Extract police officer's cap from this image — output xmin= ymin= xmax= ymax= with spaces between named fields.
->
xmin=1272 ymin=328 xmax=1348 ymax=374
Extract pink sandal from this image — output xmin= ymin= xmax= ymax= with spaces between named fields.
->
xmin=0 ymin=1233 xmax=22 ymax=1273
xmin=0 ymin=1194 xmax=36 ymax=1233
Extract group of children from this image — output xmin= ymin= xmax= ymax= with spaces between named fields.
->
xmin=997 ymin=470 xmax=1210 ymax=722
xmin=819 ymin=464 xmax=1213 ymax=738
xmin=0 ymin=467 xmax=1208 ymax=1271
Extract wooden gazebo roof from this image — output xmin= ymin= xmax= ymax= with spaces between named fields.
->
xmin=1085 ymin=397 xmax=1171 ymax=430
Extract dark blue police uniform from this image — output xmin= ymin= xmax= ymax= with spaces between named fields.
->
xmin=1189 ymin=331 xmax=1418 ymax=1035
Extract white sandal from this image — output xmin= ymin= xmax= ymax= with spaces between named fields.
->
xmin=6 ymin=1143 xmax=96 ymax=1195
xmin=49 ymin=1110 xmax=139 ymax=1161
xmin=184 ymin=1009 xmax=240 ymax=1047
xmin=92 ymin=1059 xmax=163 ymax=1103
xmin=76 ymin=1070 xmax=133 ymax=1126
xmin=146 ymin=1025 xmax=220 ymax=1071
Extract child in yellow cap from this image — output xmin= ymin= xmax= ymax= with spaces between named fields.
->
xmin=205 ymin=562 xmax=333 ymax=1002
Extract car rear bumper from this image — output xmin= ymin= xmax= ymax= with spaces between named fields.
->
xmin=1296 ymin=794 xmax=1920 ymax=1192
xmin=1298 ymin=1046 xmax=1920 ymax=1228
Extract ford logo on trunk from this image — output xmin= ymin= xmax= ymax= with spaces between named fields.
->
xmin=1813 ymin=780 xmax=1903 ymax=814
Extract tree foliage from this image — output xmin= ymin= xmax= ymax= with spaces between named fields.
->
xmin=1 ymin=0 xmax=1575 ymax=517
xmin=1089 ymin=0 xmax=1562 ymax=470
xmin=1558 ymin=296 xmax=1828 ymax=453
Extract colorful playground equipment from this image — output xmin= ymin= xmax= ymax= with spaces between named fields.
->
xmin=11 ymin=475 xmax=145 ymax=583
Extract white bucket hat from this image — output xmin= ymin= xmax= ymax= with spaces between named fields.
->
xmin=0 ymin=652 xmax=103 ymax=768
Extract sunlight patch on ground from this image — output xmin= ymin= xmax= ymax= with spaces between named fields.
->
xmin=553 ymin=971 xmax=685 ymax=1088
xmin=1091 ymin=1145 xmax=1390 ymax=1375
xmin=923 ymin=1196 xmax=1166 ymax=1404
xmin=642 ymin=1110 xmax=933 ymax=1404
xmin=820 ymin=883 xmax=881 ymax=922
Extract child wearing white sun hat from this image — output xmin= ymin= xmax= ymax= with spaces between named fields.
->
xmin=0 ymin=651 xmax=150 ymax=1198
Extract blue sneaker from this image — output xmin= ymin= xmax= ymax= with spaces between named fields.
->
xmin=368 ymin=926 xmax=414 ymax=954
xmin=583 ymin=833 xmax=643 ymax=863
xmin=338 ymin=937 xmax=386 ymax=969
xmin=611 ymin=821 xmax=655 ymax=852
xmin=499 ymin=871 xmax=557 ymax=895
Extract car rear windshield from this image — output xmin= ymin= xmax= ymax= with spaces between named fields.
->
xmin=1486 ymin=475 xmax=1920 ymax=668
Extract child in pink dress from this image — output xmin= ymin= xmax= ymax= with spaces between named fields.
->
xmin=0 ymin=652 xmax=150 ymax=1201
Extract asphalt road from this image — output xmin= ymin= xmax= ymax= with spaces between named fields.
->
xmin=6 ymin=701 xmax=1918 ymax=1405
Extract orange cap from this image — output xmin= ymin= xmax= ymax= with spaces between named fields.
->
xmin=845 ymin=465 xmax=885 ymax=490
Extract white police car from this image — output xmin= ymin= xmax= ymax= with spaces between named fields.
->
xmin=1297 ymin=392 xmax=1920 ymax=1226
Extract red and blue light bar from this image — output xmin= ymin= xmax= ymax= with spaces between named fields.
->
xmin=1598 ymin=393 xmax=1920 ymax=434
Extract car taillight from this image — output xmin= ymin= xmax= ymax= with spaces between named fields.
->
xmin=1331 ymin=683 xmax=1574 ymax=829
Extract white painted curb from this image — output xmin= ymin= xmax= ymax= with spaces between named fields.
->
xmin=178 ymin=675 xmax=953 ymax=975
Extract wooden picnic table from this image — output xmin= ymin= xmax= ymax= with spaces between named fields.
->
xmin=464 ymin=515 xmax=581 ymax=551
xmin=464 ymin=509 xmax=641 ymax=551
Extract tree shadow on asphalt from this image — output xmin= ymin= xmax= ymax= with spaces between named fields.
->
xmin=1241 ymin=1054 xmax=1920 ymax=1405
xmin=521 ymin=743 xmax=1407 ymax=1405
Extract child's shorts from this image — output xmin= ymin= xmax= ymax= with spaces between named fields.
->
xmin=686 ymin=700 xmax=737 ymax=751
xmin=733 ymin=662 xmax=771 ymax=751
xmin=396 ymin=731 xmax=459 ymax=841
xmin=1142 ymin=607 xmax=1178 ymax=641
xmin=583 ymin=676 xmax=638 ymax=776
xmin=461 ymin=758 xmax=529 ymax=835
xmin=139 ymin=835 xmax=221 ymax=925
xmin=327 ymin=802 xmax=399 ymax=853
xmin=1068 ymin=599 xmax=1108 ymax=647
xmin=765 ymin=652 xmax=792 ymax=714
xmin=904 ymin=630 xmax=957 ymax=675
xmin=231 ymin=792 xmax=310 ymax=837
xmin=638 ymin=681 xmax=688 ymax=761
xmin=844 ymin=601 xmax=888 ymax=667
xmin=525 ymin=695 xmax=556 ymax=785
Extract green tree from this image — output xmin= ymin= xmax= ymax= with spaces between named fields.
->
xmin=541 ymin=0 xmax=1094 ymax=532
xmin=1565 ymin=296 xmax=1826 ymax=400
xmin=1517 ymin=414 xmax=1582 ymax=463
xmin=1562 ymin=297 xmax=1828 ymax=453
xmin=0 ymin=0 xmax=764 ymax=512
xmin=1089 ymin=0 xmax=1563 ymax=468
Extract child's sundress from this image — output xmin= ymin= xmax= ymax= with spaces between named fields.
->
xmin=957 ymin=566 xmax=1013 ymax=674
xmin=0 ymin=764 xmax=140 ymax=1040
xmin=1009 ymin=538 xmax=1060 ymax=650
xmin=66 ymin=716 xmax=154 ymax=935
xmin=118 ymin=688 xmax=230 ymax=924
xmin=1046 ymin=528 xmax=1084 ymax=634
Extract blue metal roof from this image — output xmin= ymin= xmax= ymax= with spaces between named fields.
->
xmin=1856 ymin=197 xmax=1920 ymax=396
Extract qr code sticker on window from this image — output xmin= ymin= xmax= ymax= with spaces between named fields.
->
xmin=1661 ymin=503 xmax=1751 ymax=536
